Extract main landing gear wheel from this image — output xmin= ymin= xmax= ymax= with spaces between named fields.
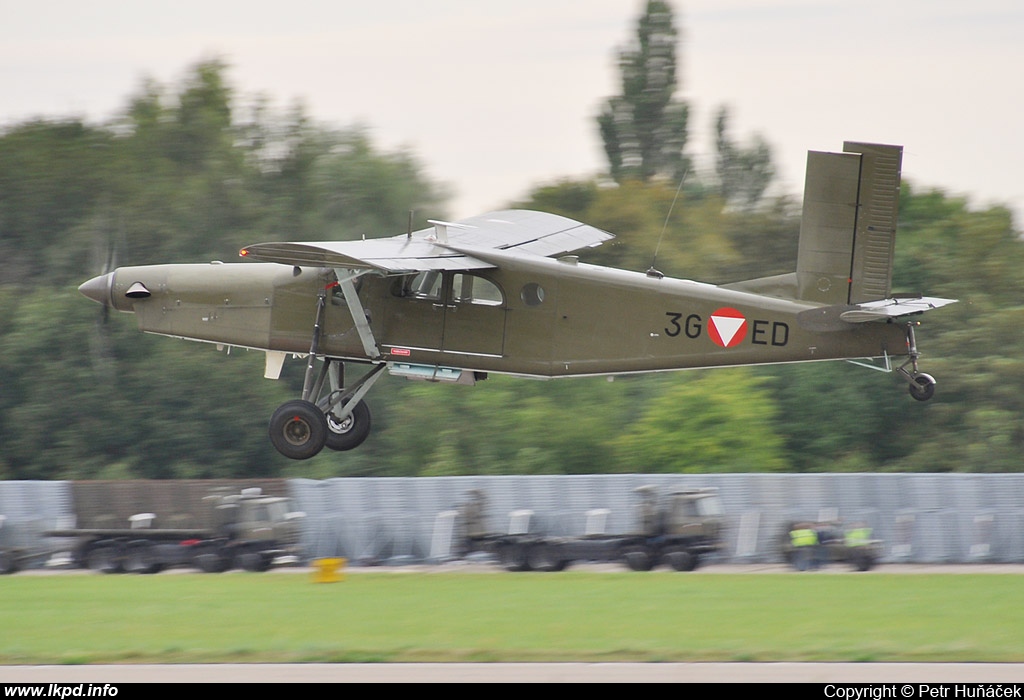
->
xmin=269 ymin=399 xmax=328 ymax=460
xmin=909 ymin=373 xmax=936 ymax=402
xmin=325 ymin=400 xmax=371 ymax=451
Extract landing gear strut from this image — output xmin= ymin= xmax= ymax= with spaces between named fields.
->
xmin=895 ymin=322 xmax=936 ymax=401
xmin=268 ymin=273 xmax=385 ymax=460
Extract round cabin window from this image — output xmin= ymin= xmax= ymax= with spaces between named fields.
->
xmin=521 ymin=283 xmax=545 ymax=306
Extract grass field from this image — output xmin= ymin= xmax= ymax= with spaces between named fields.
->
xmin=1 ymin=570 xmax=1022 ymax=664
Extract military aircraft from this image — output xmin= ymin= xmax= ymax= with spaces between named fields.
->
xmin=80 ymin=141 xmax=955 ymax=460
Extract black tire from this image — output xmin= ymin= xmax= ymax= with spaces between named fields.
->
xmin=525 ymin=543 xmax=558 ymax=573
xmin=909 ymin=374 xmax=936 ymax=402
xmin=623 ymin=548 xmax=655 ymax=572
xmin=500 ymin=543 xmax=531 ymax=572
xmin=269 ymin=400 xmax=328 ymax=460
xmin=125 ymin=542 xmax=163 ymax=575
xmin=324 ymin=400 xmax=372 ymax=451
xmin=86 ymin=546 xmax=122 ymax=574
xmin=666 ymin=550 xmax=698 ymax=572
xmin=195 ymin=552 xmax=228 ymax=573
xmin=0 ymin=550 xmax=19 ymax=575
xmin=238 ymin=551 xmax=273 ymax=572
xmin=852 ymin=551 xmax=875 ymax=572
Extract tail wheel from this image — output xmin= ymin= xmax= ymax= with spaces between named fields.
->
xmin=324 ymin=400 xmax=372 ymax=451
xmin=909 ymin=374 xmax=936 ymax=402
xmin=269 ymin=400 xmax=328 ymax=460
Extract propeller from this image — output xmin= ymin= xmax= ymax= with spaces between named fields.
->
xmin=81 ymin=208 xmax=123 ymax=377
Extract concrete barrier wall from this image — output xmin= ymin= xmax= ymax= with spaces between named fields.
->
xmin=287 ymin=473 xmax=1024 ymax=565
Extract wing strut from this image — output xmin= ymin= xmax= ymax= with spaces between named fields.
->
xmin=335 ymin=268 xmax=381 ymax=360
xmin=300 ymin=269 xmax=381 ymax=405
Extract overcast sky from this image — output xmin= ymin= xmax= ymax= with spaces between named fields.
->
xmin=3 ymin=0 xmax=1022 ymax=228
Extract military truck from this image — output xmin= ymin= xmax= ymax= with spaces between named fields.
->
xmin=459 ymin=486 xmax=725 ymax=572
xmin=0 ymin=515 xmax=38 ymax=575
xmin=45 ymin=487 xmax=304 ymax=574
xmin=779 ymin=520 xmax=882 ymax=571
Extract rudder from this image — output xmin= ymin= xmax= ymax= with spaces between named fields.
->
xmin=795 ymin=142 xmax=903 ymax=304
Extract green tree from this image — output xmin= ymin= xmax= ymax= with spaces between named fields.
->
xmin=613 ymin=369 xmax=788 ymax=472
xmin=597 ymin=0 xmax=690 ymax=183
xmin=0 ymin=60 xmax=452 ymax=480
xmin=713 ymin=105 xmax=775 ymax=209
xmin=0 ymin=119 xmax=113 ymax=283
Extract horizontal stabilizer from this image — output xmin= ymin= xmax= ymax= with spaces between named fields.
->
xmin=838 ymin=296 xmax=958 ymax=322
xmin=798 ymin=296 xmax=957 ymax=331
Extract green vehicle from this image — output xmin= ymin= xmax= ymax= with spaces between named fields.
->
xmin=0 ymin=515 xmax=39 ymax=575
xmin=780 ymin=521 xmax=883 ymax=572
xmin=45 ymin=488 xmax=304 ymax=574
xmin=461 ymin=486 xmax=725 ymax=573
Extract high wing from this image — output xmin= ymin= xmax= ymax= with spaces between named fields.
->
xmin=239 ymin=209 xmax=614 ymax=272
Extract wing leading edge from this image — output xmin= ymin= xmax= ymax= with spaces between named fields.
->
xmin=239 ymin=209 xmax=614 ymax=272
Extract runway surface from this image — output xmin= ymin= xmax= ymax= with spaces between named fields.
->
xmin=3 ymin=662 xmax=1024 ymax=683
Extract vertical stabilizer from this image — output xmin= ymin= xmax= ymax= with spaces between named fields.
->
xmin=795 ymin=142 xmax=903 ymax=304
xmin=844 ymin=141 xmax=902 ymax=303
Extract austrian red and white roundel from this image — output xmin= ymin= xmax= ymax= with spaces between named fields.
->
xmin=708 ymin=307 xmax=747 ymax=348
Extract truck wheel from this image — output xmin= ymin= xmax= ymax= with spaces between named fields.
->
xmin=666 ymin=550 xmax=699 ymax=572
xmin=525 ymin=544 xmax=558 ymax=573
xmin=852 ymin=551 xmax=874 ymax=572
xmin=87 ymin=546 xmax=122 ymax=574
xmin=125 ymin=542 xmax=163 ymax=575
xmin=623 ymin=548 xmax=655 ymax=572
xmin=501 ymin=543 xmax=530 ymax=572
xmin=0 ymin=550 xmax=19 ymax=575
xmin=195 ymin=552 xmax=228 ymax=573
xmin=238 ymin=551 xmax=273 ymax=572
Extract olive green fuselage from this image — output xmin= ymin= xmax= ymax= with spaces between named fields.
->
xmin=107 ymin=258 xmax=908 ymax=377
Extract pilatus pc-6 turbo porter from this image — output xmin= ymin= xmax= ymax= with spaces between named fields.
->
xmin=80 ymin=141 xmax=955 ymax=460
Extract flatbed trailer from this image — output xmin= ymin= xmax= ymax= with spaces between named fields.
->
xmin=462 ymin=486 xmax=725 ymax=573
xmin=41 ymin=488 xmax=303 ymax=574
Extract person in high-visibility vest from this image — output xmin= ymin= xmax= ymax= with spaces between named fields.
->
xmin=790 ymin=523 xmax=818 ymax=571
xmin=846 ymin=523 xmax=872 ymax=547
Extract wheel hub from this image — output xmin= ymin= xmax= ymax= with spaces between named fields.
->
xmin=327 ymin=412 xmax=354 ymax=434
xmin=284 ymin=416 xmax=312 ymax=445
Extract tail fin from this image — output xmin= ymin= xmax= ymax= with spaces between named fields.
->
xmin=796 ymin=141 xmax=903 ymax=304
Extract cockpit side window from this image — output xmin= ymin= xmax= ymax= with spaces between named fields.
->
xmin=453 ymin=274 xmax=503 ymax=306
xmin=393 ymin=271 xmax=442 ymax=300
